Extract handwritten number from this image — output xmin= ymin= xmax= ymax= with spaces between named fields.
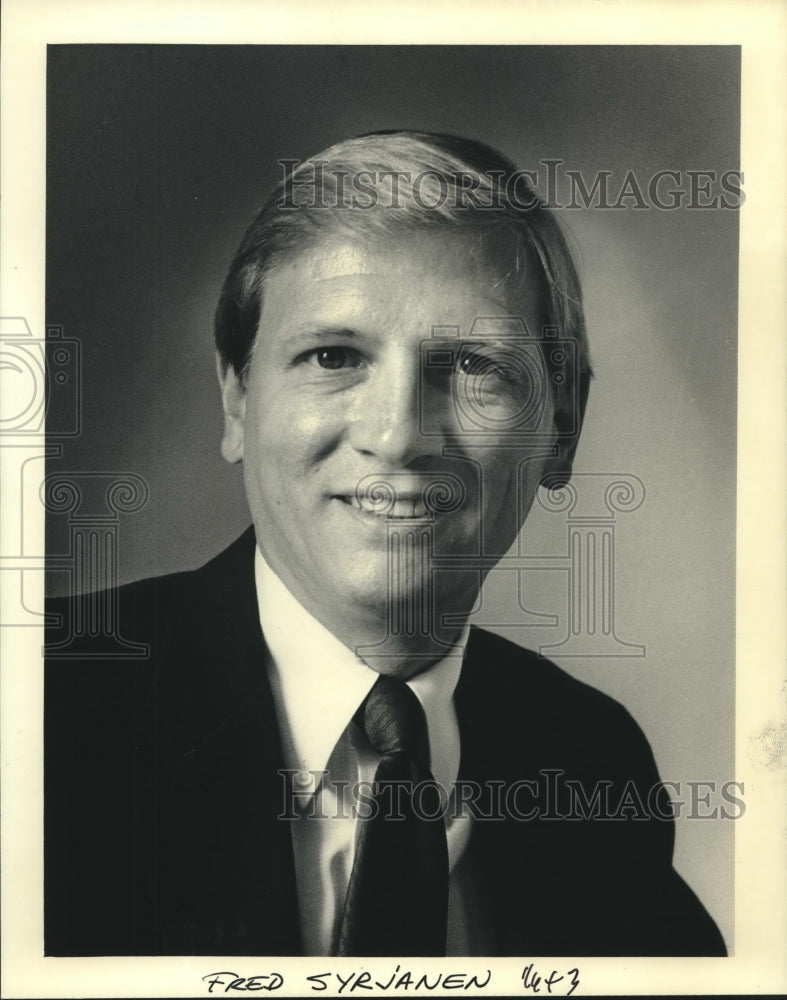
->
xmin=545 ymin=970 xmax=564 ymax=994
xmin=522 ymin=964 xmax=580 ymax=996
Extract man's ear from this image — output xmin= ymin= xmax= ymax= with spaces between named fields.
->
xmin=216 ymin=353 xmax=246 ymax=465
xmin=542 ymin=370 xmax=591 ymax=490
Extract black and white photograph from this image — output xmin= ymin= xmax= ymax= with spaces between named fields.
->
xmin=1 ymin=3 xmax=785 ymax=998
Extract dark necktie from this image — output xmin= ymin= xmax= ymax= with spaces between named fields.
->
xmin=334 ymin=675 xmax=449 ymax=956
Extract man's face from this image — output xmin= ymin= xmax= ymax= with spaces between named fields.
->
xmin=220 ymin=229 xmax=573 ymax=637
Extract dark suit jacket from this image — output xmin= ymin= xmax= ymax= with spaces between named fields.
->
xmin=45 ymin=527 xmax=726 ymax=957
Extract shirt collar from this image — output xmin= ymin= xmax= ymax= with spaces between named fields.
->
xmin=254 ymin=545 xmax=468 ymax=791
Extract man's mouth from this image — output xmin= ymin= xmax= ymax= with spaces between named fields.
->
xmin=335 ymin=493 xmax=432 ymax=519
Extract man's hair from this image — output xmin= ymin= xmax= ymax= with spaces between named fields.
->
xmin=214 ymin=130 xmax=590 ymax=403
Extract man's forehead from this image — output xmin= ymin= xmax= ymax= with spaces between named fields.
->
xmin=264 ymin=229 xmax=546 ymax=324
xmin=287 ymin=241 xmax=375 ymax=281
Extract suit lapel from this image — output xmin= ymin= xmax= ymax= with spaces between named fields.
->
xmin=152 ymin=528 xmax=302 ymax=954
xmin=454 ymin=628 xmax=570 ymax=955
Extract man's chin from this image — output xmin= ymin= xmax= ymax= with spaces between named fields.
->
xmin=336 ymin=577 xmax=432 ymax=610
xmin=328 ymin=573 xmax=473 ymax=627
xmin=317 ymin=570 xmax=432 ymax=618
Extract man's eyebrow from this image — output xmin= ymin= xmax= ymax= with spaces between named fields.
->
xmin=427 ymin=336 xmax=534 ymax=348
xmin=288 ymin=325 xmax=361 ymax=341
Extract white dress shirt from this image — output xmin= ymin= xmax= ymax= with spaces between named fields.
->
xmin=255 ymin=547 xmax=485 ymax=955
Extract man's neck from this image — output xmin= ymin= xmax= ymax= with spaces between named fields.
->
xmin=291 ymin=595 xmax=470 ymax=680
xmin=256 ymin=547 xmax=475 ymax=679
xmin=341 ymin=622 xmax=470 ymax=680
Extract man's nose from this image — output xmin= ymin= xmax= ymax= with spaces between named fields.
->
xmin=347 ymin=358 xmax=437 ymax=467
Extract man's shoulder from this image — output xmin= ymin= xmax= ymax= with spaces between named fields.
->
xmin=465 ymin=625 xmax=638 ymax=721
xmin=45 ymin=526 xmax=257 ymax=647
xmin=45 ymin=525 xmax=266 ymax=790
xmin=462 ymin=626 xmax=656 ymax=774
xmin=46 ymin=566 xmax=193 ymax=654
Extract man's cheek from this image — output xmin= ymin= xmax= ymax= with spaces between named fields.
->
xmin=295 ymin=404 xmax=347 ymax=444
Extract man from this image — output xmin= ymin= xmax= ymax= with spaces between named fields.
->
xmin=45 ymin=131 xmax=725 ymax=957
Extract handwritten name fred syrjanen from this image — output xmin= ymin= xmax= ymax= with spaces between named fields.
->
xmin=201 ymin=967 xmax=491 ymax=993
xmin=201 ymin=962 xmax=581 ymax=994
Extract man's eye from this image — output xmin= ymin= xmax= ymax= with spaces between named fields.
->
xmin=456 ymin=351 xmax=514 ymax=382
xmin=307 ymin=346 xmax=361 ymax=370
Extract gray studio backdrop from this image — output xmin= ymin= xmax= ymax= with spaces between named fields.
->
xmin=46 ymin=45 xmax=738 ymax=948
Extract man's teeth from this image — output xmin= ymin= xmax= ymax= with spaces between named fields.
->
xmin=349 ymin=496 xmax=429 ymax=517
xmin=388 ymin=498 xmax=427 ymax=517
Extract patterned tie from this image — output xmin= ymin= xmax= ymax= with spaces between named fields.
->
xmin=334 ymin=674 xmax=449 ymax=956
